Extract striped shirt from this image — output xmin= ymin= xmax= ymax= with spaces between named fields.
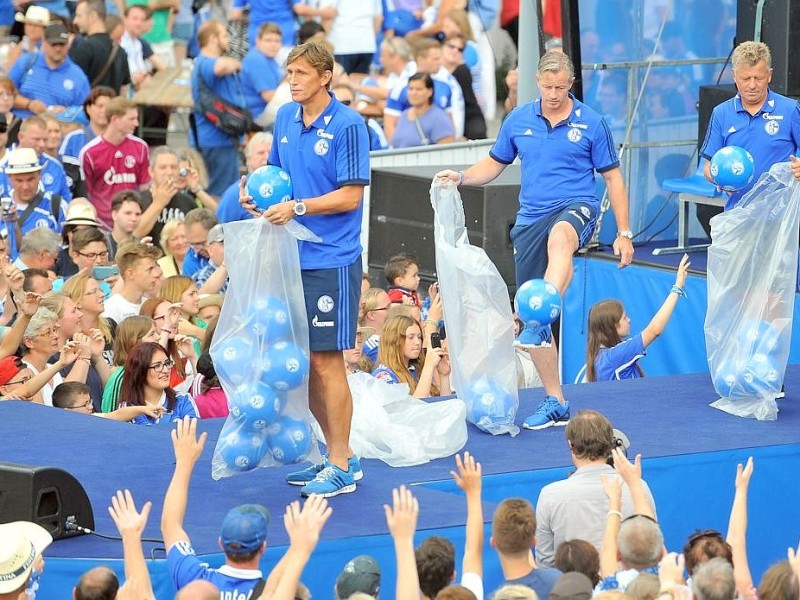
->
xmin=8 ymin=53 xmax=90 ymax=120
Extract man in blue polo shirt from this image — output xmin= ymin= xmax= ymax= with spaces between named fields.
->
xmin=191 ymin=20 xmax=244 ymax=198
xmin=437 ymin=51 xmax=634 ymax=431
xmin=240 ymin=42 xmax=369 ymax=498
xmin=10 ymin=24 xmax=90 ymax=120
xmin=700 ymin=41 xmax=800 ymax=211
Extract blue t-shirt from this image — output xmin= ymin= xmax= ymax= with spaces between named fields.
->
xmin=181 ymin=246 xmax=209 ymax=277
xmin=490 ymin=94 xmax=619 ymax=225
xmin=363 ymin=334 xmax=380 ymax=363
xmin=241 ymin=49 xmax=282 ymax=117
xmin=167 ymin=540 xmax=263 ymax=595
xmin=391 ymin=105 xmax=454 ymax=148
xmin=130 ymin=393 xmax=198 ymax=426
xmin=9 ymin=53 xmax=90 ymax=119
xmin=244 ymin=0 xmax=301 ymax=45
xmin=504 ymin=567 xmax=562 ymax=600
xmin=191 ymin=55 xmax=246 ymax=148
xmin=59 ymin=126 xmax=98 ymax=165
xmin=0 ymin=151 xmax=72 ymax=202
xmin=0 ymin=1 xmax=13 ymax=26
xmin=594 ymin=333 xmax=645 ymax=381
xmin=216 ymin=179 xmax=254 ymax=224
xmin=699 ymin=90 xmax=800 ymax=209
xmin=31 ymin=0 xmax=70 ymax=17
xmin=385 ymin=79 xmax=452 ymax=116
xmin=372 ymin=362 xmax=417 ymax=384
xmin=269 ymin=93 xmax=370 ymax=269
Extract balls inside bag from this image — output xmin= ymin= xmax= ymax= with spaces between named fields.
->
xmin=259 ymin=340 xmax=309 ymax=391
xmin=218 ymin=429 xmax=269 ymax=472
xmin=246 ymin=296 xmax=292 ymax=344
xmin=212 ymin=336 xmax=254 ymax=387
xmin=266 ymin=417 xmax=314 ymax=465
xmin=514 ymin=279 xmax=561 ymax=328
xmin=246 ymin=165 xmax=293 ymax=211
xmin=229 ymin=381 xmax=286 ymax=431
xmin=463 ymin=377 xmax=516 ymax=431
xmin=709 ymin=146 xmax=755 ymax=192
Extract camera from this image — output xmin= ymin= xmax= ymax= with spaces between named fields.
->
xmin=1 ymin=197 xmax=13 ymax=216
xmin=179 ymin=167 xmax=189 ymax=177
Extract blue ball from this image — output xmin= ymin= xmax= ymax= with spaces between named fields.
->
xmin=713 ymin=357 xmax=742 ymax=397
xmin=710 ymin=146 xmax=755 ymax=192
xmin=246 ymin=296 xmax=292 ymax=344
xmin=737 ymin=320 xmax=779 ymax=355
xmin=229 ymin=381 xmax=286 ymax=431
xmin=266 ymin=417 xmax=313 ymax=465
xmin=742 ymin=352 xmax=782 ymax=394
xmin=515 ymin=279 xmax=561 ymax=329
xmin=212 ymin=336 xmax=254 ymax=387
xmin=218 ymin=429 xmax=269 ymax=472
xmin=464 ymin=377 xmax=516 ymax=430
xmin=246 ymin=165 xmax=293 ymax=211
xmin=260 ymin=341 xmax=309 ymax=391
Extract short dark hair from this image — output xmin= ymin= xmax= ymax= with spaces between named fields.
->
xmin=52 ymin=381 xmax=91 ymax=409
xmin=124 ymin=3 xmax=152 ymax=18
xmin=565 ymin=410 xmax=614 ymax=461
xmin=492 ymin=498 xmax=536 ymax=556
xmin=384 ymin=252 xmax=419 ymax=286
xmin=75 ymin=566 xmax=119 ymax=600
xmin=409 ymin=72 xmax=435 ymax=105
xmin=78 ymin=0 xmax=107 ymax=21
xmin=22 ymin=269 xmax=51 ymax=292
xmin=111 ymin=190 xmax=143 ymax=213
xmin=258 ymin=22 xmax=282 ymax=38
xmin=83 ymin=85 xmax=116 ymax=116
xmin=226 ymin=548 xmax=261 ymax=564
xmin=683 ymin=531 xmax=732 ymax=576
xmin=555 ymin=539 xmax=601 ymax=586
xmin=71 ymin=227 xmax=107 ymax=254
xmin=415 ymin=536 xmax=455 ymax=598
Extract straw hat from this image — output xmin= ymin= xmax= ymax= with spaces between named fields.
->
xmin=0 ymin=522 xmax=52 ymax=594
xmin=4 ymin=147 xmax=42 ymax=175
xmin=15 ymin=6 xmax=51 ymax=26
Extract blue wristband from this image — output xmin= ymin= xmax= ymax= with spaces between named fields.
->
xmin=670 ymin=285 xmax=686 ymax=298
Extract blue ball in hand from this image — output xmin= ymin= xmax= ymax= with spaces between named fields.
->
xmin=710 ymin=146 xmax=755 ymax=192
xmin=246 ymin=165 xmax=293 ymax=211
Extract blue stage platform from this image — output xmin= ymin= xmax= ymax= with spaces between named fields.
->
xmin=4 ymin=362 xmax=800 ymax=599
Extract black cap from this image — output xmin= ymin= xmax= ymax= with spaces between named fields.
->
xmin=45 ymin=23 xmax=69 ymax=45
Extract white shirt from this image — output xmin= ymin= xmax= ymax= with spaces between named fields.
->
xmin=321 ymin=0 xmax=383 ymax=55
xmin=121 ymin=31 xmax=147 ymax=77
xmin=102 ymin=294 xmax=143 ymax=324
xmin=22 ymin=361 xmax=62 ymax=407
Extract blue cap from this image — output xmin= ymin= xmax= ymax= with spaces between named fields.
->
xmin=220 ymin=504 xmax=270 ymax=554
xmin=56 ymin=106 xmax=89 ymax=126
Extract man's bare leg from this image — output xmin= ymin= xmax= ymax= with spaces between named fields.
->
xmin=308 ymin=350 xmax=353 ymax=471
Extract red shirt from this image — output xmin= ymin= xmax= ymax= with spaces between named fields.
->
xmin=387 ymin=287 xmax=421 ymax=307
xmin=79 ymin=134 xmax=150 ymax=227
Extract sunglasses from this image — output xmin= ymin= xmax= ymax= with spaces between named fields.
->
xmin=685 ymin=529 xmax=724 ymax=548
xmin=340 ymin=99 xmax=352 ymax=106
xmin=621 ymin=514 xmax=658 ymax=525
xmin=0 ymin=124 xmax=7 ymax=134
xmin=445 ymin=43 xmax=465 ymax=52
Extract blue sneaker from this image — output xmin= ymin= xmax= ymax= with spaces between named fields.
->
xmin=514 ymin=324 xmax=553 ymax=349
xmin=300 ymin=464 xmax=356 ymax=498
xmin=286 ymin=455 xmax=363 ymax=486
xmin=523 ymin=396 xmax=570 ymax=430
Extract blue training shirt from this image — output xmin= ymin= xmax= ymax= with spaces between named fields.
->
xmin=216 ymin=179 xmax=254 ymax=224
xmin=191 ymin=56 xmax=246 ymax=149
xmin=0 ymin=151 xmax=72 ymax=202
xmin=244 ymin=0 xmax=301 ymax=45
xmin=594 ymin=333 xmax=645 ymax=381
xmin=181 ymin=247 xmax=209 ymax=278
xmin=699 ymin=89 xmax=800 ymax=209
xmin=9 ymin=53 xmax=90 ymax=119
xmin=269 ymin=93 xmax=370 ymax=270
xmin=130 ymin=393 xmax=198 ymax=426
xmin=167 ymin=540 xmax=263 ymax=596
xmin=490 ymin=94 xmax=619 ymax=225
xmin=240 ymin=48 xmax=282 ymax=117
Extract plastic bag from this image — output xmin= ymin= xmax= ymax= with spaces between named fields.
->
xmin=312 ymin=372 xmax=468 ymax=467
xmin=210 ymin=219 xmax=323 ymax=479
xmin=705 ymin=162 xmax=800 ymax=420
xmin=431 ymin=181 xmax=520 ymax=435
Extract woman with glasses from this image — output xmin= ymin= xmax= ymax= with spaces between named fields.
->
xmin=441 ymin=33 xmax=487 ymax=141
xmin=140 ymin=297 xmax=196 ymax=389
xmin=119 ymin=341 xmax=198 ymax=426
xmin=56 ymin=204 xmax=105 ymax=279
xmin=157 ymin=220 xmax=190 ymax=278
xmin=101 ymin=316 xmax=164 ymax=413
xmin=359 ymin=288 xmax=392 ymax=364
xmin=61 ymin=272 xmax=117 ymax=363
xmin=21 ymin=308 xmax=94 ymax=406
xmin=0 ymin=343 xmax=80 ymax=402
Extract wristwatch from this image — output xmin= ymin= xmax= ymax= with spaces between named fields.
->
xmin=293 ymin=200 xmax=307 ymax=216
xmin=617 ymin=230 xmax=634 ymax=240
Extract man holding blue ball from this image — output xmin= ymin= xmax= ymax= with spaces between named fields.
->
xmin=700 ymin=41 xmax=800 ymax=211
xmin=240 ymin=42 xmax=370 ymax=498
xmin=437 ymin=51 xmax=634 ymax=431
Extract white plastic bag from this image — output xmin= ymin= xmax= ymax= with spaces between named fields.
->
xmin=313 ymin=373 xmax=468 ymax=467
xmin=431 ymin=181 xmax=520 ymax=435
xmin=210 ymin=219 xmax=323 ymax=479
xmin=705 ymin=162 xmax=800 ymax=420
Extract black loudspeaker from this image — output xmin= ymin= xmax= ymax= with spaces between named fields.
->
xmin=698 ymin=84 xmax=737 ymax=149
xmin=0 ymin=462 xmax=94 ymax=540
xmin=736 ymin=0 xmax=800 ymax=96
xmin=369 ymin=165 xmax=520 ymax=290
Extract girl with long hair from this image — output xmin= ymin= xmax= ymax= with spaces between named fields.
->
xmin=61 ymin=272 xmax=115 ymax=359
xmin=119 ymin=342 xmax=198 ymax=426
xmin=160 ymin=275 xmax=206 ymax=342
xmin=139 ymin=297 xmax=196 ymax=387
xmin=586 ymin=255 xmax=689 ymax=382
xmin=373 ymin=314 xmax=451 ymax=398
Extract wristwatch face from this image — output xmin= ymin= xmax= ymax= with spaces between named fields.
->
xmin=294 ymin=201 xmax=306 ymax=216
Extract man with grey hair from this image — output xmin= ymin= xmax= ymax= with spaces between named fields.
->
xmin=13 ymin=227 xmax=60 ymax=271
xmin=136 ymin=146 xmax=199 ymax=242
xmin=217 ymin=132 xmax=273 ymax=223
xmin=182 ymin=208 xmax=219 ymax=277
xmin=437 ymin=50 xmax=634 ymax=430
xmin=692 ymin=557 xmax=736 ymax=600
xmin=596 ymin=515 xmax=664 ymax=592
xmin=700 ymin=40 xmax=800 ymax=231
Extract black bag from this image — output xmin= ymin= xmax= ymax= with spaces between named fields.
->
xmin=195 ymin=68 xmax=255 ymax=137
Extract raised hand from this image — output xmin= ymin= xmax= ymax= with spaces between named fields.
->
xmin=600 ymin=473 xmax=623 ymax=510
xmin=108 ymin=489 xmax=152 ymax=538
xmin=658 ymin=552 xmax=685 ymax=587
xmin=19 ymin=292 xmax=42 ymax=317
xmin=676 ymin=254 xmax=691 ymax=288
xmin=384 ymin=485 xmax=419 ymax=541
xmin=171 ymin=416 xmax=207 ymax=464
xmin=735 ymin=456 xmax=754 ymax=491
xmin=284 ymin=494 xmax=333 ymax=556
xmin=451 ymin=452 xmax=482 ymax=496
xmin=612 ymin=447 xmax=642 ymax=486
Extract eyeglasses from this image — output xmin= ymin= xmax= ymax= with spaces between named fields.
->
xmin=36 ymin=325 xmax=62 ymax=338
xmin=189 ymin=241 xmax=206 ymax=250
xmin=77 ymin=250 xmax=109 ymax=261
xmin=445 ymin=43 xmax=465 ymax=52
xmin=5 ymin=374 xmax=32 ymax=386
xmin=148 ymin=358 xmax=174 ymax=372
xmin=84 ymin=287 xmax=104 ymax=296
xmin=65 ymin=399 xmax=94 ymax=411
xmin=0 ymin=125 xmax=7 ymax=134
xmin=371 ymin=305 xmax=392 ymax=312
xmin=340 ymin=99 xmax=352 ymax=106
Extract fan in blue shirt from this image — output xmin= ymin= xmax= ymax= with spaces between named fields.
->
xmin=437 ymin=51 xmax=635 ymax=431
xmin=240 ymin=23 xmax=284 ymax=121
xmin=586 ymin=255 xmax=690 ymax=382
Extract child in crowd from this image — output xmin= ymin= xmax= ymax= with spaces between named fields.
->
xmin=52 ymin=381 xmax=164 ymax=421
xmin=586 ymin=254 xmax=690 ymax=382
xmin=344 ymin=325 xmax=376 ymax=375
xmin=384 ymin=252 xmax=421 ymax=307
xmin=373 ymin=314 xmax=451 ymax=398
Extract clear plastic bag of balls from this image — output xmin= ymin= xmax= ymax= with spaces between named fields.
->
xmin=705 ymin=162 xmax=800 ymax=421
xmin=210 ymin=219 xmax=323 ymax=479
xmin=430 ymin=180 xmax=519 ymax=436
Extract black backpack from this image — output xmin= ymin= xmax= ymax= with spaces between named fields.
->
xmin=194 ymin=67 xmax=255 ymax=138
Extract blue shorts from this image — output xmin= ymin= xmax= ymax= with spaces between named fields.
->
xmin=510 ymin=202 xmax=597 ymax=286
xmin=301 ymin=257 xmax=361 ymax=352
